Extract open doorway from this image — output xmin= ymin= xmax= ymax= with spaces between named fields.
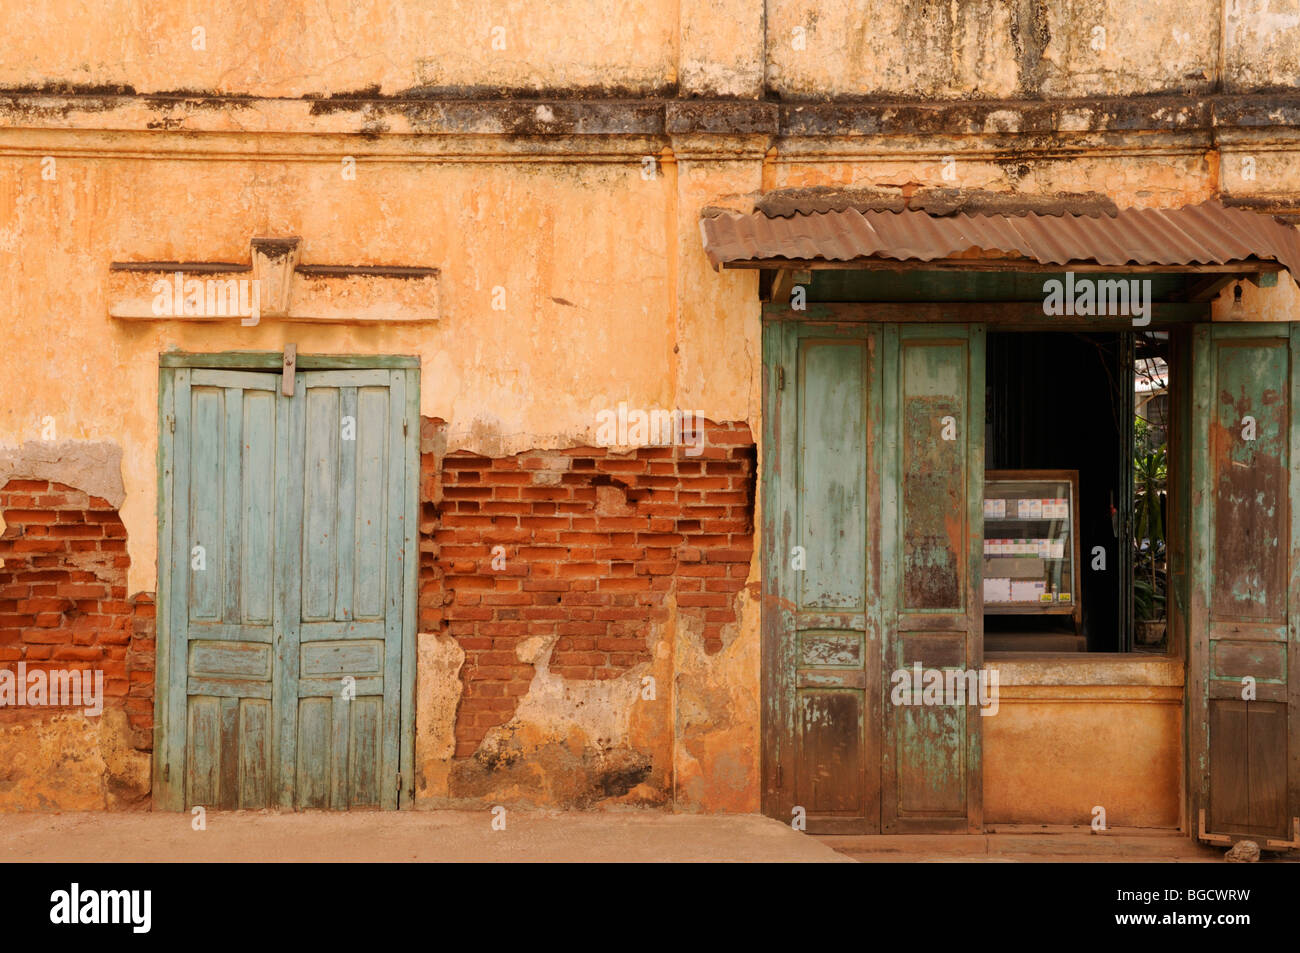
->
xmin=983 ymin=330 xmax=1171 ymax=654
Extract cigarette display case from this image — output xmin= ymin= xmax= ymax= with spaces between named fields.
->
xmin=981 ymin=470 xmax=1081 ymax=626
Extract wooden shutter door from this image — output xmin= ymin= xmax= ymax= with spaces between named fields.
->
xmin=763 ymin=320 xmax=881 ymax=833
xmin=279 ymin=369 xmax=413 ymax=809
xmin=1192 ymin=324 xmax=1300 ymax=845
xmin=158 ymin=368 xmax=286 ymax=810
xmin=880 ymin=324 xmax=985 ymax=833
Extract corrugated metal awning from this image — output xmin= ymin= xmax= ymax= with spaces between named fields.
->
xmin=700 ymin=200 xmax=1300 ymax=283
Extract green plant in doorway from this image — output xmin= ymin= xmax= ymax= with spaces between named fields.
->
xmin=1133 ymin=416 xmax=1168 ymax=644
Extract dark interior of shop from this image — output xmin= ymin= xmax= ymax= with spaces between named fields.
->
xmin=984 ymin=330 xmax=1136 ymax=653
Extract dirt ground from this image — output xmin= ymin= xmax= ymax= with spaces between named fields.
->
xmin=2 ymin=812 xmax=1292 ymax=862
xmin=0 ymin=810 xmax=849 ymax=863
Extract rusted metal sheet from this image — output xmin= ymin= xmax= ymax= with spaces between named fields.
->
xmin=701 ymin=201 xmax=1300 ymax=279
xmin=753 ymin=187 xmax=1119 ymax=220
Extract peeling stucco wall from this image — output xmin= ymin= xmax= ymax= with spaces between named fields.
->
xmin=0 ymin=441 xmax=126 ymax=510
xmin=414 ymin=631 xmax=465 ymax=800
xmin=4 ymin=1 xmax=1297 ymax=98
xmin=415 ymin=422 xmax=758 ymax=811
xmin=445 ymin=631 xmax=665 ymax=808
xmin=673 ymin=584 xmax=761 ymax=811
xmin=0 ymin=709 xmax=149 ymax=810
xmin=0 ymin=0 xmax=1297 ymax=817
xmin=0 ymin=469 xmax=157 ymax=810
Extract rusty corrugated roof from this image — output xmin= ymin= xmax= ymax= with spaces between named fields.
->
xmin=754 ymin=187 xmax=1121 ymax=219
xmin=700 ymin=200 xmax=1300 ymax=281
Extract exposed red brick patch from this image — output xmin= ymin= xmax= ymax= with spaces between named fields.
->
xmin=126 ymin=593 xmax=156 ymax=749
xmin=0 ymin=479 xmax=153 ymax=749
xmin=418 ymin=421 xmax=756 ymax=758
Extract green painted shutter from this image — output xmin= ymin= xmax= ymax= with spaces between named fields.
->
xmin=281 ymin=370 xmax=409 ymax=809
xmin=1191 ymin=324 xmax=1300 ymax=844
xmin=763 ymin=320 xmax=881 ymax=834
xmin=880 ymin=325 xmax=985 ymax=834
xmin=158 ymin=368 xmax=285 ymax=810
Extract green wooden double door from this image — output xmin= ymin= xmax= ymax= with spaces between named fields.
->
xmin=155 ymin=360 xmax=419 ymax=811
xmin=763 ymin=322 xmax=984 ymax=834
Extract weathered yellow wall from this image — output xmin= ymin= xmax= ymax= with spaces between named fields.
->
xmin=984 ymin=688 xmax=1184 ymax=829
xmin=0 ymin=710 xmax=149 ymax=810
xmin=1 ymin=0 xmax=1298 ymax=818
xmin=2 ymin=1 xmax=678 ymax=96
xmin=0 ymin=149 xmax=761 ymax=595
xmin=0 ymin=117 xmax=764 ymax=811
xmin=6 ymin=1 xmax=1297 ymax=98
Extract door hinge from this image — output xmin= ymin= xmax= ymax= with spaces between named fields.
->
xmin=777 ymin=366 xmax=785 ymax=391
xmin=396 ymin=772 xmax=402 ymax=804
xmin=403 ymin=418 xmax=408 ymax=436
xmin=775 ymin=763 xmax=783 ymax=789
xmin=167 ymin=415 xmax=175 ymax=433
xmin=163 ymin=763 xmax=170 ymax=781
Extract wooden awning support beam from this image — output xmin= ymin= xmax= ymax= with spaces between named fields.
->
xmin=770 ymin=268 xmax=813 ymax=306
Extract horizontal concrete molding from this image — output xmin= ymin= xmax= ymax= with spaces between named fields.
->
xmin=4 ymin=93 xmax=1300 ymax=151
xmin=109 ymin=238 xmax=440 ymax=324
xmin=986 ymin=657 xmax=1186 ymax=687
xmin=290 ymin=267 xmax=440 ymax=324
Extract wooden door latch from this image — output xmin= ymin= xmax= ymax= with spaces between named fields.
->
xmin=282 ymin=344 xmax=297 ymax=396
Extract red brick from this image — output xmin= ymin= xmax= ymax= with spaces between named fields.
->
xmin=1 ymin=480 xmax=50 ymax=492
xmin=51 ymin=646 xmax=105 ymax=661
xmin=11 ymin=539 xmax=62 ymax=553
xmin=596 ymin=458 xmax=646 ymax=473
xmin=597 ymin=578 xmax=652 ymax=592
xmin=23 ymin=629 xmax=71 ymax=644
xmin=3 ymin=510 xmax=57 ymax=524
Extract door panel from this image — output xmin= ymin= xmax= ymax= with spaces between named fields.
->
xmin=795 ymin=691 xmax=865 ymax=816
xmin=899 ymin=340 xmax=968 ymax=611
xmin=170 ymin=370 xmax=282 ymax=810
xmin=283 ymin=370 xmax=406 ymax=809
xmin=1192 ymin=325 xmax=1299 ymax=844
xmin=881 ymin=325 xmax=984 ymax=833
xmin=763 ymin=321 xmax=880 ymax=834
xmin=158 ymin=362 xmax=416 ymax=812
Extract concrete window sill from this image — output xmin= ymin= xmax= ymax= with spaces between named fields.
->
xmin=983 ymin=655 xmax=1184 ymax=687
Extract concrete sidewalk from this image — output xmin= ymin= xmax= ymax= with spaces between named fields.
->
xmin=821 ymin=828 xmax=1298 ymax=863
xmin=0 ymin=810 xmax=850 ymax=863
